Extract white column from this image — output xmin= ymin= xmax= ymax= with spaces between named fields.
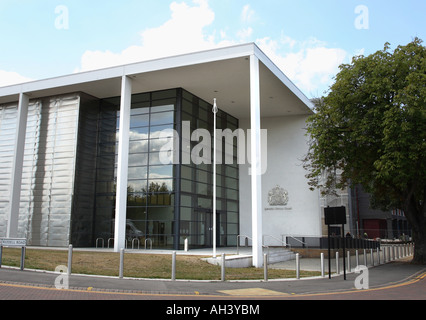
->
xmin=250 ymin=55 xmax=263 ymax=268
xmin=7 ymin=93 xmax=29 ymax=238
xmin=212 ymin=99 xmax=218 ymax=258
xmin=114 ymin=76 xmax=132 ymax=252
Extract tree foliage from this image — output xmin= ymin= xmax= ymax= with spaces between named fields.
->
xmin=303 ymin=38 xmax=426 ymax=264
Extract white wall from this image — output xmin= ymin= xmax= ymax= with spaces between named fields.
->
xmin=239 ymin=115 xmax=321 ymax=246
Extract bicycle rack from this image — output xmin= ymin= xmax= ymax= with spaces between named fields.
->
xmin=132 ymin=238 xmax=140 ymax=249
xmin=145 ymin=238 xmax=153 ymax=250
xmin=96 ymin=238 xmax=104 ymax=248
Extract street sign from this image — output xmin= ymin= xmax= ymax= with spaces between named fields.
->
xmin=324 ymin=207 xmax=347 ymax=280
xmin=0 ymin=238 xmax=27 ymax=270
xmin=0 ymin=238 xmax=27 ymax=247
xmin=324 ymin=206 xmax=347 ymax=225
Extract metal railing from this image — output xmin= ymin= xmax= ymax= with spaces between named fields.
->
xmin=236 ymin=235 xmax=270 ymax=256
xmin=284 ymin=235 xmax=308 ymax=249
xmin=263 ymin=234 xmax=288 ymax=248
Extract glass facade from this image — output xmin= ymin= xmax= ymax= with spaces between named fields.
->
xmin=90 ymin=90 xmax=179 ymax=249
xmin=179 ymin=90 xmax=240 ymax=248
xmin=89 ymin=88 xmax=239 ymax=250
xmin=0 ymin=88 xmax=239 ymax=249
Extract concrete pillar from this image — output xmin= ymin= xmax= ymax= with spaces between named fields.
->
xmin=250 ymin=55 xmax=263 ymax=268
xmin=7 ymin=93 xmax=29 ymax=238
xmin=114 ymin=76 xmax=132 ymax=252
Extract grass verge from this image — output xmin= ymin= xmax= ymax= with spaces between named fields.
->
xmin=0 ymin=248 xmax=321 ymax=280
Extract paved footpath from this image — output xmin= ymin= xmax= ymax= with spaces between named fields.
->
xmin=0 ymin=258 xmax=425 ymax=301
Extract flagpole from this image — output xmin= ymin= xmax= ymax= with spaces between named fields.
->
xmin=212 ymin=99 xmax=218 ymax=258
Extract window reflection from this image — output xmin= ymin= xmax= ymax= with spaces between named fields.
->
xmin=128 ymin=180 xmax=147 ymax=193
xmin=130 ymin=114 xmax=149 ymax=128
xmin=149 ymin=137 xmax=174 ymax=152
xmin=150 ymin=124 xmax=174 ymax=139
xmin=128 ymin=166 xmax=148 ymax=180
xmin=97 ymin=92 xmax=178 ymax=249
xmin=148 ymin=179 xmax=173 ymax=192
xmin=129 ymin=153 xmax=148 ymax=167
xmin=129 ymin=127 xmax=149 ymax=140
xmin=150 ymin=111 xmax=174 ymax=126
xmin=149 ymin=165 xmax=173 ymax=179
xmin=129 ymin=140 xmax=148 ymax=154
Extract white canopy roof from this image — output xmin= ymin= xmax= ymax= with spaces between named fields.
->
xmin=0 ymin=43 xmax=313 ymax=119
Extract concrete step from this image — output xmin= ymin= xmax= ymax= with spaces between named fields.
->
xmin=264 ymin=247 xmax=297 ymax=263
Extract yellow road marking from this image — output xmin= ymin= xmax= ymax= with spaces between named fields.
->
xmin=218 ymin=288 xmax=289 ymax=296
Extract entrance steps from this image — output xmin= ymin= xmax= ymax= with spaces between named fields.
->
xmin=203 ymin=247 xmax=297 ymax=268
xmin=265 ymin=247 xmax=297 ymax=264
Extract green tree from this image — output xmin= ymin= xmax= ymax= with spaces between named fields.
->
xmin=303 ymin=38 xmax=426 ymax=264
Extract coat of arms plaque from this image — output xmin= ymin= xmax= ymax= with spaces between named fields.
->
xmin=267 ymin=185 xmax=289 ymax=206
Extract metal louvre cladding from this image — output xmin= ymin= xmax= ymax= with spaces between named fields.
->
xmin=0 ymin=95 xmax=80 ymax=246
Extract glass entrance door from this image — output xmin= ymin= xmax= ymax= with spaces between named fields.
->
xmin=199 ymin=208 xmax=221 ymax=248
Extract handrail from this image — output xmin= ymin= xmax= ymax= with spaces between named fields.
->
xmin=284 ymin=235 xmax=308 ymax=249
xmin=263 ymin=234 xmax=287 ymax=248
xmin=236 ymin=235 xmax=270 ymax=256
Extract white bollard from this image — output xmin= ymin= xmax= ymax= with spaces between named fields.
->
xmin=336 ymin=251 xmax=339 ymax=274
xmin=119 ymin=248 xmax=124 ymax=279
xmin=172 ymin=251 xmax=177 ymax=281
xmin=264 ymin=254 xmax=268 ymax=282
xmin=356 ymin=250 xmax=359 ymax=267
xmin=221 ymin=253 xmax=226 ymax=282
xmin=67 ymin=244 xmax=73 ymax=276
xmin=347 ymin=251 xmax=351 ymax=272
xmin=184 ymin=238 xmax=188 ymax=252
xmin=296 ymin=253 xmax=300 ymax=279
xmin=20 ymin=247 xmax=25 ymax=271
xmin=320 ymin=253 xmax=325 ymax=277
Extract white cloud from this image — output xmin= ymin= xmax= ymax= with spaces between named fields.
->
xmin=241 ymin=4 xmax=255 ymax=23
xmin=237 ymin=27 xmax=253 ymax=40
xmin=0 ymin=70 xmax=32 ymax=87
xmin=76 ymin=0 xmax=232 ymax=72
xmin=280 ymin=33 xmax=297 ymax=49
xmin=257 ymin=36 xmax=349 ymax=97
xmin=73 ymin=0 xmax=348 ymax=98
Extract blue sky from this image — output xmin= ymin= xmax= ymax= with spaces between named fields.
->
xmin=0 ymin=0 xmax=425 ymax=98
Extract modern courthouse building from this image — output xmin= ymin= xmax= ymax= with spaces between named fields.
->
xmin=0 ymin=43 xmax=322 ymax=267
